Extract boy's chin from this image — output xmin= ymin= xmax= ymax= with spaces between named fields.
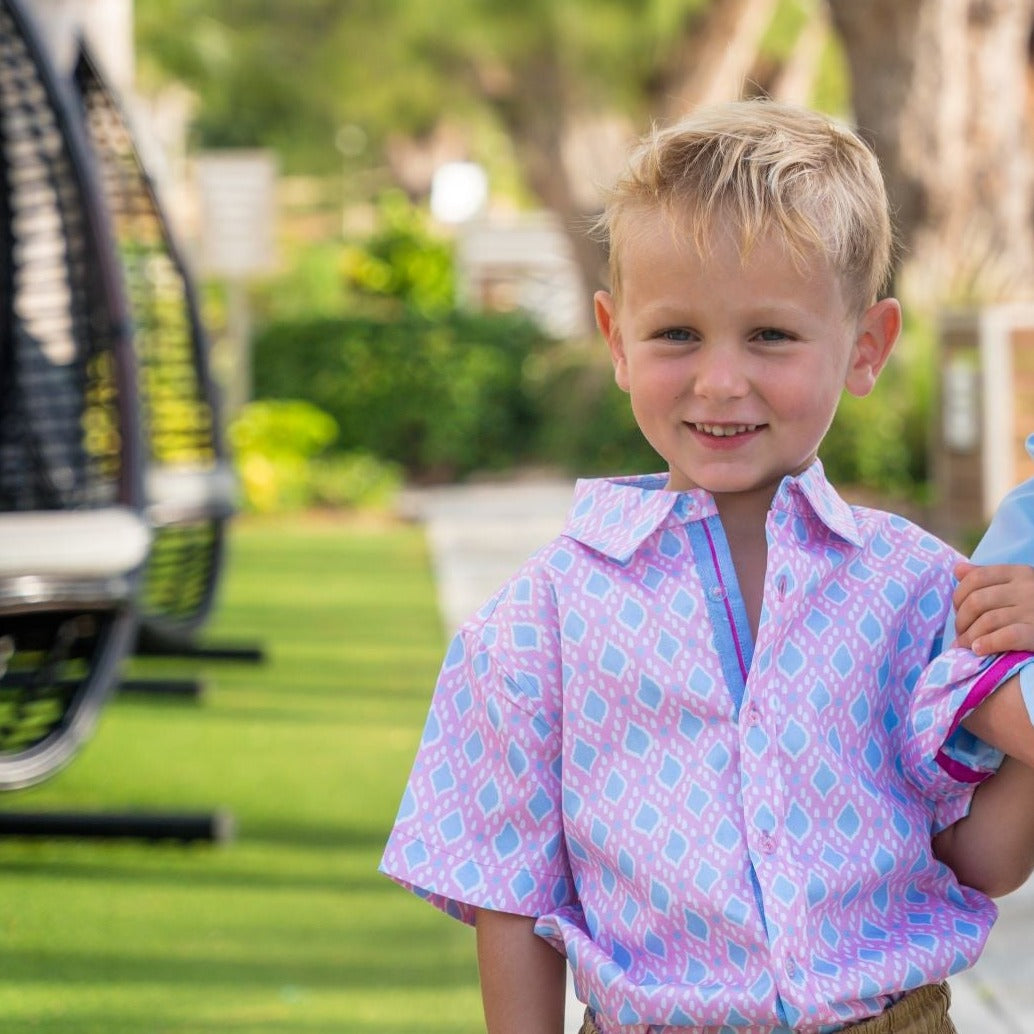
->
xmin=666 ymin=453 xmax=821 ymax=498
xmin=665 ymin=470 xmax=786 ymax=499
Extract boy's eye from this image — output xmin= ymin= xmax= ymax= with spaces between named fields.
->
xmin=659 ymin=328 xmax=694 ymax=342
xmin=754 ymin=328 xmax=790 ymax=342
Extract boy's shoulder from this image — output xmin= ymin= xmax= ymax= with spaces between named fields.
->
xmin=846 ymin=498 xmax=961 ymax=574
xmin=845 ymin=494 xmax=946 ymax=543
xmin=453 ymin=476 xmax=659 ymax=638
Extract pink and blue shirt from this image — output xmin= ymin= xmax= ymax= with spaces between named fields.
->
xmin=380 ymin=463 xmax=1030 ymax=1034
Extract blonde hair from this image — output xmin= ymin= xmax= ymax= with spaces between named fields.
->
xmin=598 ymin=100 xmax=895 ymax=314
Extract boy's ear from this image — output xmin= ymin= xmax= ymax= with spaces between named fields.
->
xmin=844 ymin=297 xmax=901 ymax=398
xmin=595 ymin=290 xmax=630 ymax=393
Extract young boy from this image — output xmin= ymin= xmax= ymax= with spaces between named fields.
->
xmin=380 ymin=101 xmax=1034 ymax=1034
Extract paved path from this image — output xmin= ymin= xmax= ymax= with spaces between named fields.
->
xmin=405 ymin=477 xmax=1034 ymax=1034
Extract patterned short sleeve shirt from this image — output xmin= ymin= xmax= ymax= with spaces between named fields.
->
xmin=380 ymin=463 xmax=1030 ymax=1034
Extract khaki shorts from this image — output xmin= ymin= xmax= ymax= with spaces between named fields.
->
xmin=578 ymin=982 xmax=957 ymax=1034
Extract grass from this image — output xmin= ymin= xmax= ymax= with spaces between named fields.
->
xmin=0 ymin=514 xmax=483 ymax=1033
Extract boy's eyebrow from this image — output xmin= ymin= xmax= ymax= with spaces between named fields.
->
xmin=631 ymin=299 xmax=821 ymax=323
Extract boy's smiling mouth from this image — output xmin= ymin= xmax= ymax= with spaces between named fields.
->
xmin=689 ymin=422 xmax=763 ymax=437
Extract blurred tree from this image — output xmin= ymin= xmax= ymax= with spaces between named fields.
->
xmin=135 ymin=0 xmax=835 ymax=322
xmin=134 ymin=0 xmax=364 ymax=171
xmin=827 ymin=0 xmax=1034 ymax=305
xmin=138 ymin=0 xmax=1034 ymax=310
xmin=427 ymin=0 xmax=789 ymax=321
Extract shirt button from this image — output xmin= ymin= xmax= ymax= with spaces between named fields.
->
xmin=784 ymin=956 xmax=798 ymax=979
xmin=776 ymin=575 xmax=788 ymax=599
xmin=708 ymin=585 xmax=726 ymax=602
xmin=759 ymin=831 xmax=776 ymax=854
xmin=745 ymin=705 xmax=761 ymax=727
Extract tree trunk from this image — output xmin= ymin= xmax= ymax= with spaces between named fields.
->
xmin=496 ymin=0 xmax=783 ymax=321
xmin=769 ymin=3 xmax=830 ymax=106
xmin=471 ymin=0 xmax=786 ymax=328
xmin=477 ymin=40 xmax=610 ymax=331
xmin=650 ymin=0 xmax=781 ymax=118
xmin=827 ymin=0 xmax=1034 ymax=305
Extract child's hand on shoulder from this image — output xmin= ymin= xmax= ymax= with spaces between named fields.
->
xmin=953 ymin=561 xmax=1034 ymax=654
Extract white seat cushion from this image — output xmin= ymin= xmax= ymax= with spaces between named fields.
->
xmin=0 ymin=508 xmax=151 ymax=578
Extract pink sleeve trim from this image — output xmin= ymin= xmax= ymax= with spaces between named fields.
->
xmin=935 ymin=651 xmax=1031 ymax=780
xmin=936 ymin=754 xmax=988 ymax=784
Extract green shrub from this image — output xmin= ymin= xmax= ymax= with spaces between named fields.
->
xmin=819 ymin=319 xmax=933 ymax=500
xmin=251 ymin=309 xmax=548 ymax=480
xmin=254 ymin=240 xmax=356 ymax=321
xmin=248 ymin=191 xmax=456 ymax=328
xmin=339 ymin=191 xmax=456 ymax=316
xmin=527 ymin=341 xmax=662 ymax=476
xmin=228 ymin=398 xmax=400 ymax=512
xmin=308 ymin=452 xmax=402 ymax=510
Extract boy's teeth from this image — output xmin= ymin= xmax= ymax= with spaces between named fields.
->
xmin=694 ymin=423 xmax=758 ymax=437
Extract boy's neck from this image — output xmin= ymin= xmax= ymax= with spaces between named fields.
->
xmin=712 ymin=488 xmax=774 ymax=641
xmin=710 ymin=486 xmax=776 ymax=537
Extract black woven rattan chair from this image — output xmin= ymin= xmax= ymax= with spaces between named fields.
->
xmin=0 ymin=0 xmax=149 ymax=788
xmin=73 ymin=43 xmax=241 ymax=658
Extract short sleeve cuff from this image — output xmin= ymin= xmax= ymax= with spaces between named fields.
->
xmin=934 ymin=652 xmax=1033 ymax=783
xmin=937 ymin=726 xmax=1004 ymax=783
xmin=907 ymin=651 xmax=1032 ymax=801
xmin=379 ymin=829 xmax=576 ymax=927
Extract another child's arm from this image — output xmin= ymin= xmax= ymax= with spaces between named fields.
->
xmin=475 ymin=908 xmax=566 ymax=1034
xmin=952 ymin=561 xmax=1034 ymax=655
xmin=960 ymin=673 xmax=1034 ymax=768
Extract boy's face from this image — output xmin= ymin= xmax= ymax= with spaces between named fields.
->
xmin=595 ymin=211 xmax=900 ymax=512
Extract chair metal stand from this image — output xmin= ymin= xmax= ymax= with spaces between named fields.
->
xmin=0 ymin=808 xmax=235 ymax=843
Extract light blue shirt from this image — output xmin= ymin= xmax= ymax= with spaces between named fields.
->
xmin=944 ymin=433 xmax=1034 ymax=718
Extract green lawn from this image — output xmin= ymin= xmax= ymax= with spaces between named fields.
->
xmin=0 ymin=515 xmax=483 ymax=1033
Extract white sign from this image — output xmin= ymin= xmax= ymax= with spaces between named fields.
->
xmin=942 ymin=359 xmax=980 ymax=453
xmin=457 ymin=213 xmax=592 ymax=338
xmin=195 ymin=150 xmax=277 ymax=278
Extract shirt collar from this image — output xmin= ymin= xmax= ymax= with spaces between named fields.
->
xmin=563 ymin=461 xmax=863 ymax=563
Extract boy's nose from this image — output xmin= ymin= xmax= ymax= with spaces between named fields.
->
xmin=692 ymin=343 xmax=749 ymax=400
